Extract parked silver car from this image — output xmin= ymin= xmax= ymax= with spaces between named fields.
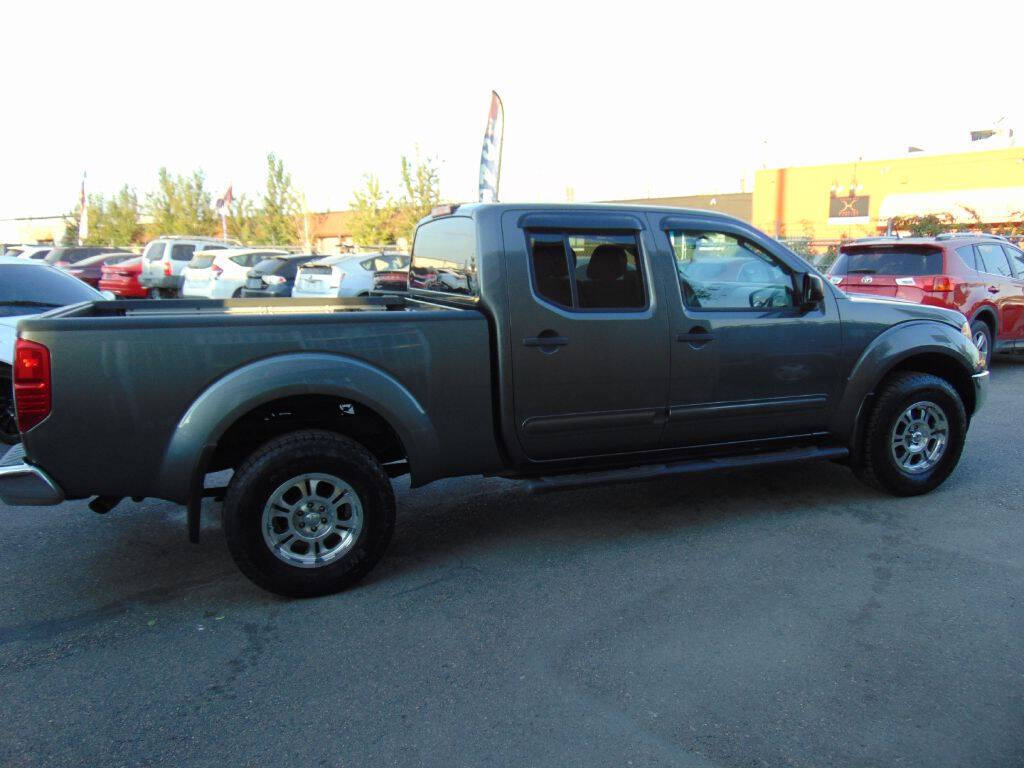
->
xmin=139 ymin=235 xmax=239 ymax=298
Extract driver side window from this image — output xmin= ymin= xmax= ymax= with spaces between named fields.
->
xmin=666 ymin=230 xmax=795 ymax=310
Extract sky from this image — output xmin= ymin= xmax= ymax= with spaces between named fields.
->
xmin=3 ymin=0 xmax=1024 ymax=219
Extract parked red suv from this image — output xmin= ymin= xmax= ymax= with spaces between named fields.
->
xmin=828 ymin=234 xmax=1024 ymax=366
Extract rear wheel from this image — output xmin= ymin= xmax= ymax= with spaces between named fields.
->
xmin=853 ymin=372 xmax=966 ymax=496
xmin=222 ymin=430 xmax=395 ymax=597
xmin=0 ymin=366 xmax=17 ymax=445
xmin=970 ymin=319 xmax=993 ymax=368
xmin=148 ymin=288 xmax=164 ymax=300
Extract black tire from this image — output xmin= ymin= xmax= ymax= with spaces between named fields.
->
xmin=970 ymin=319 xmax=993 ymax=369
xmin=853 ymin=372 xmax=967 ymax=496
xmin=223 ymin=430 xmax=395 ymax=597
xmin=148 ymin=288 xmax=163 ymax=300
xmin=231 ymin=288 xmax=243 ymax=298
xmin=0 ymin=366 xmax=18 ymax=445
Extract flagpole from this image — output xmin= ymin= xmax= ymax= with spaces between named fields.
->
xmin=494 ymin=91 xmax=504 ymax=203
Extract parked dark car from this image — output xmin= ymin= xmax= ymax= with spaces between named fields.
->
xmin=0 ymin=204 xmax=987 ymax=598
xmin=240 ymin=254 xmax=318 ymax=298
xmin=828 ymin=233 xmax=1024 ymax=367
xmin=44 ymin=246 xmax=123 ymax=268
xmin=62 ymin=252 xmax=136 ymax=288
xmin=98 ymin=257 xmax=147 ymax=298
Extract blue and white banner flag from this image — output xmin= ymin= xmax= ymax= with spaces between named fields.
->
xmin=478 ymin=91 xmax=504 ymax=203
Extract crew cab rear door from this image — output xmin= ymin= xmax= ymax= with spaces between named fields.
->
xmin=502 ymin=211 xmax=670 ymax=460
xmin=652 ymin=213 xmax=843 ymax=447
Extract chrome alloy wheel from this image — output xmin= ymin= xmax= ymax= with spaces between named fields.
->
xmin=973 ymin=330 xmax=988 ymax=360
xmin=261 ymin=473 xmax=363 ymax=568
xmin=890 ymin=401 xmax=949 ymax=474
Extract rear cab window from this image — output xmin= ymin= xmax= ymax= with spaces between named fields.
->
xmin=409 ymin=216 xmax=478 ymax=299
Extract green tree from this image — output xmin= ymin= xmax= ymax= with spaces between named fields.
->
xmin=226 ymin=193 xmax=263 ymax=244
xmin=62 ymin=193 xmax=104 ymax=246
xmin=350 ymin=174 xmax=396 ymax=246
xmin=145 ymin=167 xmax=217 ymax=237
xmin=91 ymin=185 xmax=143 ymax=245
xmin=259 ymin=152 xmax=300 ymax=245
xmin=395 ymin=152 xmax=441 ymax=243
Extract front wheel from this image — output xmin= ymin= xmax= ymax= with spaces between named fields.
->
xmin=222 ymin=430 xmax=395 ymax=597
xmin=0 ymin=366 xmax=18 ymax=445
xmin=853 ymin=372 xmax=967 ymax=496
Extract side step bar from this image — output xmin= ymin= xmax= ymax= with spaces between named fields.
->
xmin=525 ymin=445 xmax=849 ymax=494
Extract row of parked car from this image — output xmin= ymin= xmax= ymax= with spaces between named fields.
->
xmin=1 ymin=238 xmax=412 ymax=301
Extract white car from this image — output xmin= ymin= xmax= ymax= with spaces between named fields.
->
xmin=16 ymin=246 xmax=53 ymax=260
xmin=0 ymin=256 xmax=110 ymax=444
xmin=292 ymin=252 xmax=409 ymax=299
xmin=181 ymin=248 xmax=289 ymax=299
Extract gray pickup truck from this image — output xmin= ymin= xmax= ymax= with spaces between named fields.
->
xmin=0 ymin=204 xmax=988 ymax=596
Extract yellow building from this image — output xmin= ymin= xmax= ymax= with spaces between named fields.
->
xmin=753 ymin=146 xmax=1024 ymax=241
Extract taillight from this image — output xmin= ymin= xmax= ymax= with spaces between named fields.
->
xmin=919 ymin=275 xmax=958 ymax=292
xmin=55 ymin=261 xmax=69 ymax=268
xmin=264 ymin=275 xmax=286 ymax=285
xmin=211 ymin=264 xmax=223 ymax=279
xmin=163 ymin=261 xmax=172 ymax=277
xmin=13 ymin=339 xmax=51 ymax=432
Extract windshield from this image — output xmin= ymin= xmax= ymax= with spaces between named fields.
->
xmin=0 ymin=264 xmax=100 ymax=316
xmin=831 ymin=247 xmax=943 ymax=276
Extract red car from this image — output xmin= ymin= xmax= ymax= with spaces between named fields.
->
xmin=64 ymin=252 xmax=136 ymax=288
xmin=828 ymin=234 xmax=1024 ymax=366
xmin=98 ymin=256 xmax=147 ymax=298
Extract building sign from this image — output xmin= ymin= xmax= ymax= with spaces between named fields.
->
xmin=828 ymin=194 xmax=870 ymax=225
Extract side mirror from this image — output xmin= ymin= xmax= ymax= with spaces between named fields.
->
xmin=801 ymin=273 xmax=825 ymax=310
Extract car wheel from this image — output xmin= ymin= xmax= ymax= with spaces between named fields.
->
xmin=970 ymin=320 xmax=992 ymax=368
xmin=231 ymin=288 xmax=243 ymax=298
xmin=222 ymin=430 xmax=395 ymax=597
xmin=148 ymin=288 xmax=163 ymax=300
xmin=853 ymin=372 xmax=966 ymax=496
xmin=0 ymin=366 xmax=18 ymax=445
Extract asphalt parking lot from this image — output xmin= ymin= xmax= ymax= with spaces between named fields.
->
xmin=1 ymin=359 xmax=1022 ymax=768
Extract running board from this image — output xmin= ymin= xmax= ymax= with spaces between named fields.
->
xmin=524 ymin=445 xmax=849 ymax=494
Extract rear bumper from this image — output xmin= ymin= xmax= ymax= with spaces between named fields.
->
xmin=972 ymin=370 xmax=989 ymax=415
xmin=139 ymin=274 xmax=182 ymax=291
xmin=240 ymin=286 xmax=290 ymax=298
xmin=0 ymin=443 xmax=65 ymax=506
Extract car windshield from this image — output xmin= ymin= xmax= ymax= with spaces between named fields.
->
xmin=0 ymin=264 xmax=100 ymax=317
xmin=831 ymin=247 xmax=943 ymax=276
xmin=73 ymin=252 xmax=133 ymax=268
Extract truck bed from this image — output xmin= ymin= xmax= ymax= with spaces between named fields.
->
xmin=16 ymin=296 xmax=503 ymax=502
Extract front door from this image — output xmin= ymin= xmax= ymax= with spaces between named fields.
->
xmin=503 ymin=211 xmax=670 ymax=461
xmin=651 ymin=214 xmax=843 ymax=448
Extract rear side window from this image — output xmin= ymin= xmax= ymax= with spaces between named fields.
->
xmin=189 ymin=254 xmax=216 ymax=269
xmin=528 ymin=232 xmax=645 ymax=311
xmin=171 ymin=244 xmax=195 ymax=261
xmin=831 ymin=247 xmax=942 ymax=276
xmin=955 ymin=245 xmax=977 ymax=270
xmin=409 ymin=216 xmax=477 ymax=298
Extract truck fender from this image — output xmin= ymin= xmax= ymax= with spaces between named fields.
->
xmin=829 ymin=320 xmax=978 ymax=448
xmin=154 ymin=352 xmax=440 ymax=503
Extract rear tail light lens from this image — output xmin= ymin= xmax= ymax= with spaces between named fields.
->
xmin=264 ymin=275 xmax=286 ymax=285
xmin=211 ymin=265 xmax=223 ymax=279
xmin=919 ymin=275 xmax=957 ymax=292
xmin=13 ymin=339 xmax=51 ymax=432
xmin=163 ymin=260 xmax=172 ymax=277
